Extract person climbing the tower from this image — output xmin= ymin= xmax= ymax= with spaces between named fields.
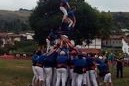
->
xmin=67 ymin=6 xmax=76 ymax=31
xmin=60 ymin=0 xmax=70 ymax=21
xmin=46 ymin=28 xmax=60 ymax=53
xmin=60 ymin=0 xmax=73 ymax=31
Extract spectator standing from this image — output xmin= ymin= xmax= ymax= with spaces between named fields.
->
xmin=116 ymin=58 xmax=124 ymax=78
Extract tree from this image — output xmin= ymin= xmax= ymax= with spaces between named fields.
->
xmin=96 ymin=12 xmax=113 ymax=39
xmin=29 ymin=0 xmax=61 ymax=46
xmin=29 ymin=0 xmax=112 ymax=45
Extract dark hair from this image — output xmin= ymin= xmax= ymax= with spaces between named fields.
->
xmin=104 ymin=59 xmax=108 ymax=64
xmin=36 ymin=50 xmax=42 ymax=55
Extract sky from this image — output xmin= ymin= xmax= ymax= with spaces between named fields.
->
xmin=0 ymin=0 xmax=38 ymax=10
xmin=86 ymin=0 xmax=129 ymax=12
xmin=0 ymin=0 xmax=129 ymax=12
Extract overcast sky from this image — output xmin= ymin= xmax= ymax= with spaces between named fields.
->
xmin=0 ymin=0 xmax=129 ymax=12
xmin=0 ymin=0 xmax=38 ymax=10
xmin=86 ymin=0 xmax=129 ymax=12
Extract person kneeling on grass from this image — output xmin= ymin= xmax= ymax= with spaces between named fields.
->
xmin=104 ymin=60 xmax=113 ymax=86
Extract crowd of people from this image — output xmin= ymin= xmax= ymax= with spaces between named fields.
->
xmin=31 ymin=34 xmax=113 ymax=86
xmin=30 ymin=0 xmax=123 ymax=86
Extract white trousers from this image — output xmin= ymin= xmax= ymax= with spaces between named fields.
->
xmin=76 ymin=73 xmax=83 ymax=86
xmin=35 ymin=66 xmax=44 ymax=81
xmin=60 ymin=7 xmax=68 ymax=16
xmin=56 ymin=68 xmax=67 ymax=86
xmin=32 ymin=66 xmax=38 ymax=86
xmin=71 ymin=72 xmax=77 ymax=86
xmin=70 ymin=69 xmax=76 ymax=86
xmin=104 ymin=73 xmax=112 ymax=83
xmin=44 ymin=68 xmax=52 ymax=86
xmin=46 ymin=39 xmax=51 ymax=53
xmin=60 ymin=6 xmax=73 ymax=28
xmin=83 ymin=72 xmax=87 ymax=85
xmin=52 ymin=68 xmax=57 ymax=86
xmin=89 ymin=70 xmax=98 ymax=86
xmin=70 ymin=69 xmax=74 ymax=80
xmin=86 ymin=71 xmax=92 ymax=86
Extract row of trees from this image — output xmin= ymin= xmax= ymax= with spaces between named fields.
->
xmin=112 ymin=12 xmax=129 ymax=30
xmin=0 ymin=19 xmax=30 ymax=32
xmin=0 ymin=10 xmax=31 ymax=32
xmin=29 ymin=0 xmax=112 ymax=46
xmin=0 ymin=40 xmax=37 ymax=55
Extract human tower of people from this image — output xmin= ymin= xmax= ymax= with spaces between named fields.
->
xmin=31 ymin=0 xmax=112 ymax=86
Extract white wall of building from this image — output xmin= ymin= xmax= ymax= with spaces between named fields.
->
xmin=14 ymin=37 xmax=21 ymax=42
xmin=79 ymin=38 xmax=102 ymax=49
xmin=88 ymin=38 xmax=101 ymax=49
xmin=27 ymin=35 xmax=33 ymax=40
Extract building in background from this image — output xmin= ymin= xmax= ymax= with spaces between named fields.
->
xmin=0 ymin=32 xmax=34 ymax=47
xmin=102 ymin=34 xmax=123 ymax=49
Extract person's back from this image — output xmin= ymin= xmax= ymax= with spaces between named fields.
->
xmin=86 ymin=56 xmax=95 ymax=70
xmin=103 ymin=60 xmax=112 ymax=86
xmin=116 ymin=59 xmax=123 ymax=68
xmin=73 ymin=54 xmax=86 ymax=74
xmin=73 ymin=54 xmax=86 ymax=86
xmin=56 ymin=49 xmax=69 ymax=86
xmin=34 ymin=51 xmax=46 ymax=86
xmin=44 ymin=51 xmax=58 ymax=67
xmin=116 ymin=58 xmax=123 ymax=78
xmin=32 ymin=54 xmax=39 ymax=66
xmin=56 ymin=49 xmax=69 ymax=68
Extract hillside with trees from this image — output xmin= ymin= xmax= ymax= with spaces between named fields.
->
xmin=0 ymin=7 xmax=129 ymax=38
xmin=0 ymin=9 xmax=31 ymax=32
xmin=111 ymin=12 xmax=129 ymax=30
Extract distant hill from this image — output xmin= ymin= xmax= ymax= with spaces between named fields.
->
xmin=0 ymin=10 xmax=32 ymax=32
xmin=0 ymin=10 xmax=129 ymax=32
xmin=111 ymin=12 xmax=129 ymax=30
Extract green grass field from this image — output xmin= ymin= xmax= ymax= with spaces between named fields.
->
xmin=111 ymin=65 xmax=129 ymax=86
xmin=0 ymin=59 xmax=33 ymax=86
xmin=0 ymin=59 xmax=129 ymax=86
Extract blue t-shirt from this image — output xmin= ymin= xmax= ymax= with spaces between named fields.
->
xmin=62 ymin=0 xmax=69 ymax=3
xmin=98 ymin=63 xmax=109 ymax=74
xmin=60 ymin=47 xmax=69 ymax=54
xmin=36 ymin=55 xmax=46 ymax=65
xmin=57 ymin=55 xmax=68 ymax=64
xmin=56 ymin=47 xmax=69 ymax=64
xmin=68 ymin=10 xmax=75 ymax=18
xmin=73 ymin=57 xmax=86 ymax=67
xmin=32 ymin=54 xmax=39 ymax=66
xmin=95 ymin=58 xmax=103 ymax=65
xmin=86 ymin=57 xmax=95 ymax=70
xmin=73 ymin=56 xmax=86 ymax=74
xmin=60 ymin=0 xmax=69 ymax=7
xmin=69 ymin=56 xmax=76 ymax=65
xmin=86 ymin=57 xmax=94 ymax=66
xmin=44 ymin=52 xmax=58 ymax=67
xmin=49 ymin=31 xmax=57 ymax=41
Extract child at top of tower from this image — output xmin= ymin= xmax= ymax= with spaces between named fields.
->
xmin=68 ymin=6 xmax=76 ymax=28
xmin=60 ymin=0 xmax=73 ymax=30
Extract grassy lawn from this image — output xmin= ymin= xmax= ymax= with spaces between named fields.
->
xmin=111 ymin=65 xmax=129 ymax=86
xmin=0 ymin=59 xmax=129 ymax=86
xmin=0 ymin=59 xmax=33 ymax=86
